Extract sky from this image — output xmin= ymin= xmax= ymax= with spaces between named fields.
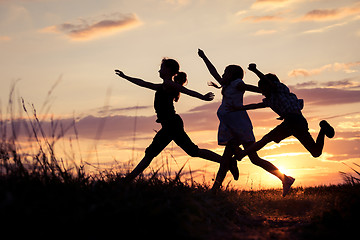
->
xmin=1 ymin=0 xmax=360 ymax=189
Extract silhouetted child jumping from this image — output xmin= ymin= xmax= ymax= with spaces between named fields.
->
xmin=198 ymin=49 xmax=294 ymax=195
xmin=115 ymin=58 xmax=239 ymax=181
xmin=234 ymin=63 xmax=335 ymax=194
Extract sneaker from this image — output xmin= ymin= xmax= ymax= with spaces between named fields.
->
xmin=229 ymin=156 xmax=239 ymax=180
xmin=320 ymin=120 xmax=335 ymax=138
xmin=282 ymin=175 xmax=295 ymax=197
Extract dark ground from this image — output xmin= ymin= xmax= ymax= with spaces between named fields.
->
xmin=1 ymin=173 xmax=360 ymax=240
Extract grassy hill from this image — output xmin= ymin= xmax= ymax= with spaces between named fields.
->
xmin=1 ymin=152 xmax=360 ymax=240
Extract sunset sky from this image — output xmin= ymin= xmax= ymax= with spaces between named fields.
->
xmin=1 ymin=0 xmax=360 ymax=189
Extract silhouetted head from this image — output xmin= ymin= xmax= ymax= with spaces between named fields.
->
xmin=159 ymin=58 xmax=180 ymax=80
xmin=158 ymin=58 xmax=188 ymax=102
xmin=222 ymin=65 xmax=244 ymax=85
xmin=258 ymin=73 xmax=279 ymax=97
xmin=265 ymin=73 xmax=280 ymax=83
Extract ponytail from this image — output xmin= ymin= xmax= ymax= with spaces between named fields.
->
xmin=173 ymin=72 xmax=187 ymax=102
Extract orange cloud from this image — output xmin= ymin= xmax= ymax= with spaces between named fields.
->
xmin=252 ymin=0 xmax=293 ymax=9
xmin=253 ymin=29 xmax=278 ymax=35
xmin=42 ymin=13 xmax=142 ymax=41
xmin=302 ymin=21 xmax=348 ymax=34
xmin=253 ymin=0 xmax=289 ymax=6
xmin=0 ymin=35 xmax=11 ymax=42
xmin=300 ymin=2 xmax=360 ymax=21
xmin=288 ymin=62 xmax=360 ymax=77
xmin=242 ymin=15 xmax=283 ymax=22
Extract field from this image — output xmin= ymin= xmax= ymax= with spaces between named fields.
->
xmin=1 ymin=90 xmax=360 ymax=239
xmin=1 ymin=148 xmax=360 ymax=239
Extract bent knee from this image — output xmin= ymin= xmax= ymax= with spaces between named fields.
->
xmin=311 ymin=150 xmax=322 ymax=158
xmin=306 ymin=146 xmax=322 ymax=158
xmin=186 ymin=146 xmax=200 ymax=157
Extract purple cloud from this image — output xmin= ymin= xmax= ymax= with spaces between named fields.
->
xmin=42 ymin=13 xmax=141 ymax=41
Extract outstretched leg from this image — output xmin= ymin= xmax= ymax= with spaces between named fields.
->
xmin=126 ymin=127 xmax=172 ymax=181
xmin=125 ymin=154 xmax=154 ymax=181
xmin=245 ymin=147 xmax=284 ymax=181
xmin=244 ymin=142 xmax=295 ymax=197
xmin=296 ymin=120 xmax=334 ymax=158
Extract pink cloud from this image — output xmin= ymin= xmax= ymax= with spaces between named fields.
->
xmin=7 ymin=82 xmax=360 ymax=160
xmin=68 ymin=87 xmax=360 ymax=139
xmin=288 ymin=62 xmax=360 ymax=77
xmin=294 ymin=88 xmax=360 ymax=106
xmin=41 ymin=13 xmax=142 ymax=41
xmin=242 ymin=15 xmax=283 ymax=22
xmin=322 ymin=131 xmax=360 ymax=161
xmin=300 ymin=2 xmax=360 ymax=21
xmin=71 ymin=86 xmax=360 ymax=140
xmin=0 ymin=35 xmax=11 ymax=42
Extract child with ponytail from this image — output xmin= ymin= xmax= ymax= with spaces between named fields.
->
xmin=115 ymin=58 xmax=239 ymax=181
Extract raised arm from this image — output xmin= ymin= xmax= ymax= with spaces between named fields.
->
xmin=198 ymin=49 xmax=224 ymax=86
xmin=248 ymin=63 xmax=265 ymax=79
xmin=248 ymin=63 xmax=276 ymax=89
xmin=115 ymin=70 xmax=160 ymax=91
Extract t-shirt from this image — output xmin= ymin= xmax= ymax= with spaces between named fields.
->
xmin=263 ymin=81 xmax=303 ymax=118
xmin=154 ymin=85 xmax=177 ymax=123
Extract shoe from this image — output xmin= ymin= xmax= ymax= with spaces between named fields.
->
xmin=320 ymin=120 xmax=335 ymax=138
xmin=282 ymin=175 xmax=295 ymax=197
xmin=229 ymin=156 xmax=239 ymax=181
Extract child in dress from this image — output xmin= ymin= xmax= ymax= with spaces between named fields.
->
xmin=234 ymin=63 xmax=335 ymax=194
xmin=115 ymin=58 xmax=239 ymax=181
xmin=198 ymin=50 xmax=294 ymax=195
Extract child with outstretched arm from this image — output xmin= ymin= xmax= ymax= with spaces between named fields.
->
xmin=198 ymin=49 xmax=293 ymax=195
xmin=235 ymin=63 xmax=335 ymax=195
xmin=115 ymin=58 xmax=239 ymax=182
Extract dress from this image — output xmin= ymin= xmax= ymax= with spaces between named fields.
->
xmin=217 ymin=78 xmax=255 ymax=145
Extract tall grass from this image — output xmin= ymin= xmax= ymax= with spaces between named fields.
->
xmin=340 ymin=162 xmax=360 ymax=185
xmin=0 ymin=83 xmax=83 ymax=183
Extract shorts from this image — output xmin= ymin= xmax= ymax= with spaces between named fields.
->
xmin=265 ymin=114 xmax=312 ymax=143
xmin=145 ymin=114 xmax=199 ymax=159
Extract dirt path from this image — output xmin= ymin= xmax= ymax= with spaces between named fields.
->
xmin=264 ymin=215 xmax=307 ymax=239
